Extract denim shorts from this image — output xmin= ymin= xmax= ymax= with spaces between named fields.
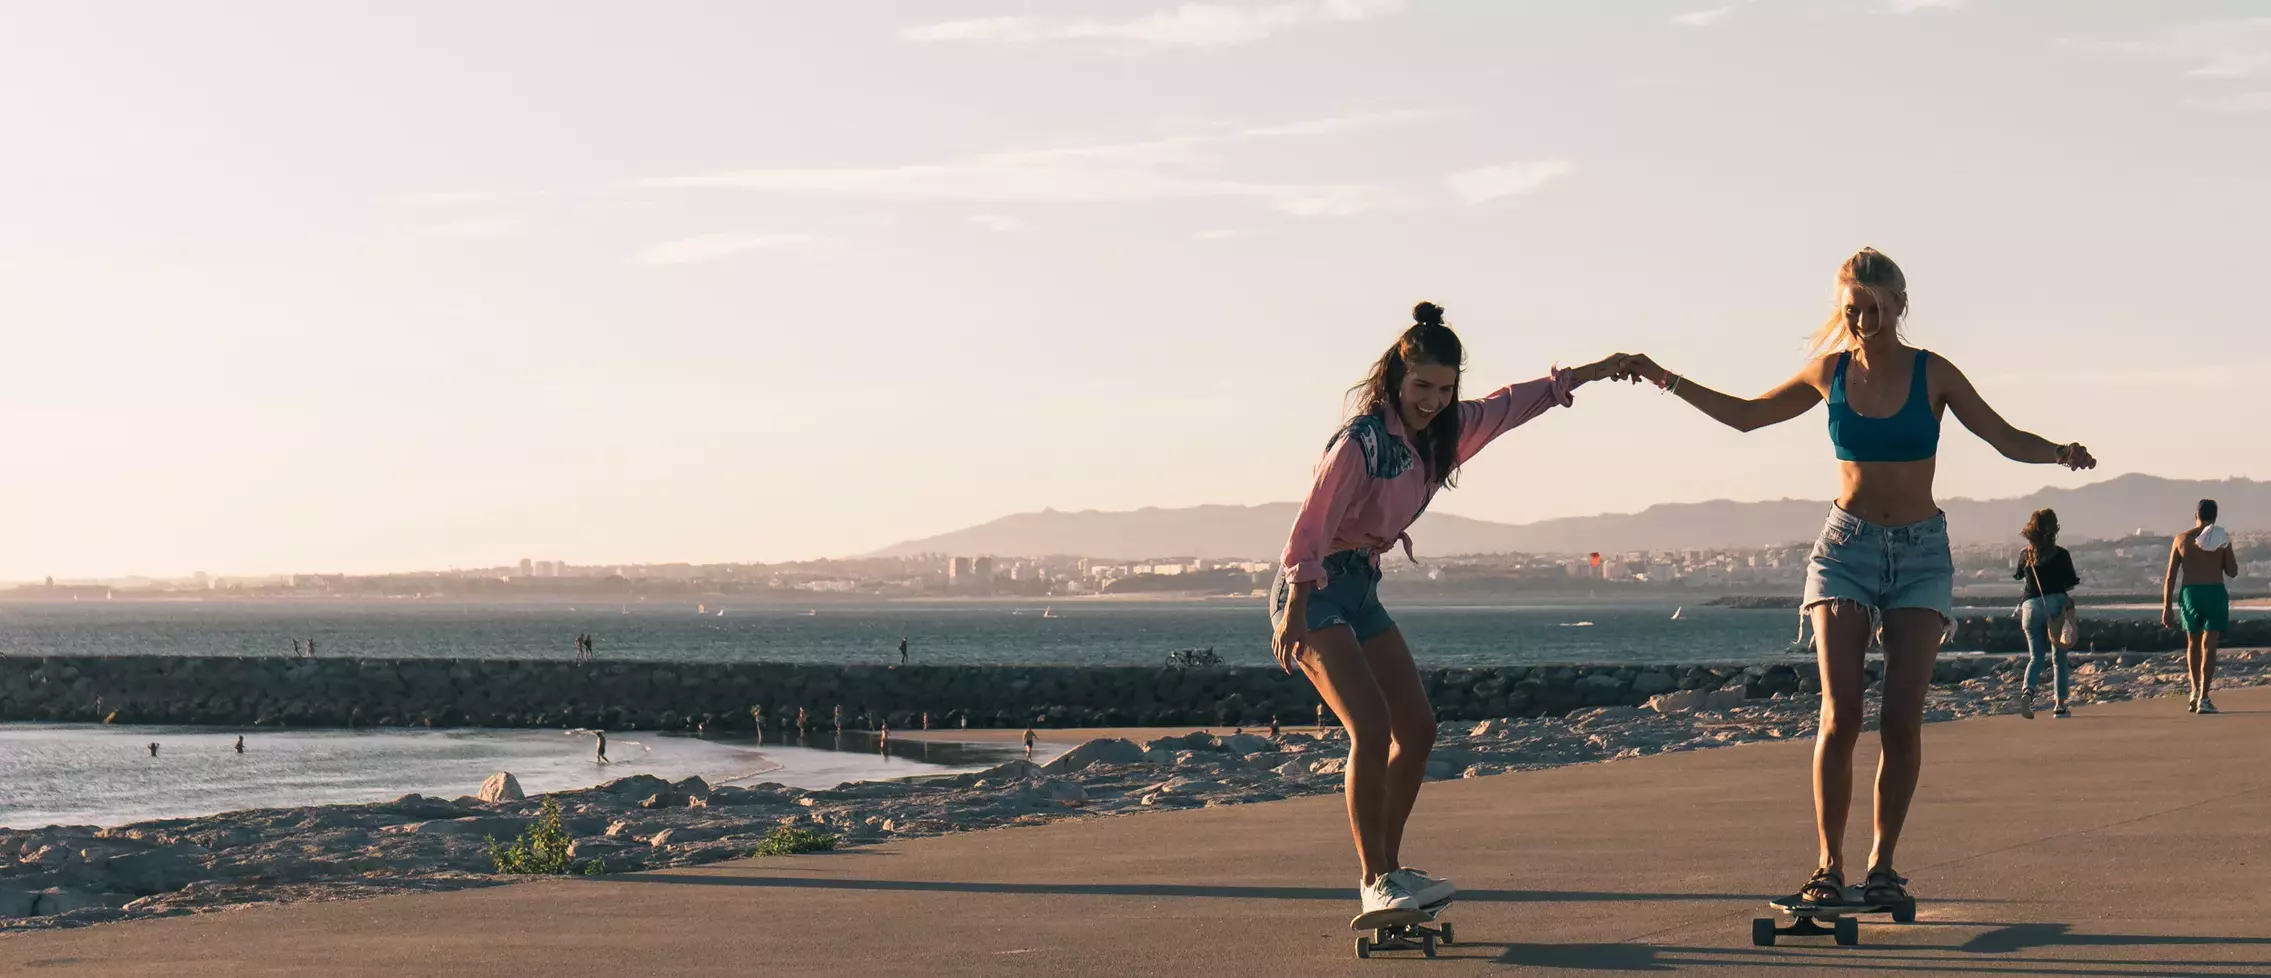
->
xmin=1802 ymin=506 xmax=1955 ymax=624
xmin=1269 ymin=549 xmax=1397 ymax=643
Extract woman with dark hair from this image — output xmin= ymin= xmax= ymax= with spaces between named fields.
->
xmin=1613 ymin=247 xmax=2096 ymax=910
xmin=2015 ymin=508 xmax=2081 ymax=719
xmin=1271 ymin=301 xmax=1625 ymax=927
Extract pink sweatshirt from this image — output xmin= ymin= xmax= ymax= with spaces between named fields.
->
xmin=1280 ymin=370 xmax=1576 ymax=586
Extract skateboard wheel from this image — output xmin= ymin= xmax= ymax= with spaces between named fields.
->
xmin=1892 ymin=900 xmax=1916 ymax=924
xmin=1439 ymin=922 xmax=1455 ymax=945
xmin=1355 ymin=937 xmax=1371 ymax=959
xmin=1833 ymin=916 xmax=1858 ymax=946
xmin=1421 ymin=934 xmax=1436 ymax=958
xmin=1751 ymin=918 xmax=1776 ymax=947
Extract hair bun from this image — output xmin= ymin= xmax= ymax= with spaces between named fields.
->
xmin=1412 ymin=302 xmax=1444 ymax=327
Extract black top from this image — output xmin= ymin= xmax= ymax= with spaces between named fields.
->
xmin=2014 ymin=547 xmax=2080 ymax=598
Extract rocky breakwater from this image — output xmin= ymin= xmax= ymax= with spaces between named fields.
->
xmin=0 ymin=650 xmax=2213 ymax=732
xmin=7 ymin=649 xmax=2265 ymax=931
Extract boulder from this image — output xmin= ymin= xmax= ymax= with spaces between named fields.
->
xmin=1039 ymin=738 xmax=1146 ymax=774
xmin=32 ymin=888 xmax=104 ymax=916
xmin=605 ymin=775 xmax=672 ymax=799
xmin=103 ymin=845 xmax=206 ymax=896
xmin=1035 ymin=780 xmax=1087 ymax=804
xmin=1469 ymin=719 xmax=1507 ymax=738
xmin=0 ymin=885 xmax=35 ymax=918
xmin=478 ymin=773 xmax=525 ymax=803
xmin=1631 ymin=671 xmax=1679 ymax=697
xmin=649 ymin=827 xmax=718 ymax=848
xmin=1217 ymin=734 xmax=1278 ymax=756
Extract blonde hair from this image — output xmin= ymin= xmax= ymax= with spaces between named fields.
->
xmin=1804 ymin=247 xmax=1909 ymax=358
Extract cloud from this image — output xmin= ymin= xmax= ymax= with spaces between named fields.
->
xmin=1886 ymin=0 xmax=1965 ymax=13
xmin=1670 ymin=6 xmax=1739 ymax=28
xmin=416 ymin=218 xmax=519 ymax=239
xmin=2063 ymin=18 xmax=2271 ymax=79
xmin=1443 ymin=161 xmax=1577 ymax=205
xmin=967 ymin=214 xmax=1023 ymax=231
xmin=899 ymin=0 xmax=1404 ymax=49
xmin=638 ymin=118 xmax=1446 ymax=217
xmin=631 ymin=233 xmax=844 ymax=266
xmin=1237 ymin=107 xmax=1461 ymax=137
xmin=2193 ymin=91 xmax=2271 ymax=112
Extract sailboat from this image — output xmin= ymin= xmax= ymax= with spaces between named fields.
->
xmin=805 ymin=608 xmax=818 ymax=617
xmin=1671 ymin=606 xmax=1684 ymax=620
xmin=717 ymin=608 xmax=727 ymax=617
xmin=1041 ymin=606 xmax=1059 ymax=619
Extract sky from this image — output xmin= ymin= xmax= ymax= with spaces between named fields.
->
xmin=2 ymin=0 xmax=2266 ymax=579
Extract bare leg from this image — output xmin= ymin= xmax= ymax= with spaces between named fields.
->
xmin=2186 ymin=633 xmax=2205 ymax=702
xmin=1295 ymin=625 xmax=1394 ymax=883
xmin=1359 ymin=627 xmax=1436 ymax=870
xmin=1868 ymin=609 xmax=1943 ymax=876
xmin=1811 ymin=601 xmax=1873 ymax=879
xmin=2203 ymin=631 xmax=2221 ymax=696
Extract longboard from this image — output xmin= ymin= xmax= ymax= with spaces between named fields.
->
xmin=1753 ymin=893 xmax=1916 ymax=946
xmin=1354 ymin=899 xmax=1454 ymax=959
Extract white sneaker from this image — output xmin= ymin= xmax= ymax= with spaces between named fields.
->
xmin=1354 ymin=873 xmax=1423 ymax=928
xmin=1390 ymin=868 xmax=1456 ymax=906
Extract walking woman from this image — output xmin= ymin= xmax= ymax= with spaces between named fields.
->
xmin=1271 ymin=301 xmax=1626 ymax=927
xmin=1612 ymin=248 xmax=2095 ymax=909
xmin=2015 ymin=508 xmax=2081 ymax=719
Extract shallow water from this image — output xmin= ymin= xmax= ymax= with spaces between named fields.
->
xmin=0 ymin=723 xmax=1014 ymax=829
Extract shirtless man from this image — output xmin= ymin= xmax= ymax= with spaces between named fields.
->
xmin=2164 ymin=499 xmax=2241 ymax=714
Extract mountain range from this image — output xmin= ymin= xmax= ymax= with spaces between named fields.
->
xmin=867 ymin=475 xmax=2269 ymax=560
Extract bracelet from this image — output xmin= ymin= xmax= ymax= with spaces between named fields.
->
xmin=1660 ymin=373 xmax=1682 ymax=395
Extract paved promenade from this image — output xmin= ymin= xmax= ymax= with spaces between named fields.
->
xmin=6 ymin=687 xmax=2268 ymax=976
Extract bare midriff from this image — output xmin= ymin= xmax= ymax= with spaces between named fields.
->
xmin=1836 ymin=458 xmax=1940 ymax=526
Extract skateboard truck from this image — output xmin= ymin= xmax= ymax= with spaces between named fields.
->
xmin=1752 ymin=896 xmax=1916 ymax=947
xmin=1355 ymin=901 xmax=1454 ymax=959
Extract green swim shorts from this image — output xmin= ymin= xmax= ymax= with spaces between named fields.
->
xmin=2178 ymin=583 xmax=2230 ymax=634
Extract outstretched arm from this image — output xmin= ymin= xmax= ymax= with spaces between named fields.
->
xmin=1450 ymin=353 xmax=1628 ymax=465
xmin=1938 ymin=357 xmax=2096 ymax=469
xmin=1614 ymin=355 xmax=1823 ymax=433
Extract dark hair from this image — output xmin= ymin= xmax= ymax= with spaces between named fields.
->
xmin=2021 ymin=508 xmax=2059 ymax=564
xmin=1348 ymin=301 xmax=1465 ymax=488
xmin=2200 ymin=499 xmax=2219 ymax=523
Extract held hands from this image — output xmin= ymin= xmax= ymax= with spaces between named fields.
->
xmin=2054 ymin=443 xmax=2097 ymax=471
xmin=1608 ymin=353 xmax=1669 ymax=387
xmin=1573 ymin=353 xmax=1632 ymax=385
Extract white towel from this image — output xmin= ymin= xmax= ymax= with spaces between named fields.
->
xmin=2196 ymin=524 xmax=2231 ymax=551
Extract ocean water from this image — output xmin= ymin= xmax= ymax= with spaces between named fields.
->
xmin=0 ymin=724 xmax=1014 ymax=829
xmin=0 ymin=598 xmax=2237 ymax=668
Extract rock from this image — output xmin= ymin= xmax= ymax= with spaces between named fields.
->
xmin=1461 ymin=763 xmax=1505 ymax=778
xmin=1311 ymin=757 xmax=1347 ymax=776
xmin=1217 ymin=734 xmax=1278 ymax=756
xmin=1140 ymin=747 xmax=1177 ymax=765
xmin=567 ymin=838 xmax=634 ymax=860
xmin=0 ymin=885 xmax=35 ymax=918
xmin=478 ymin=773 xmax=525 ymax=803
xmin=1159 ymin=778 xmax=1223 ymax=795
xmin=32 ymin=887 xmax=104 ymax=916
xmin=1425 ymin=760 xmax=1456 ymax=780
xmin=1470 ymin=718 xmax=1506 ymax=738
xmin=605 ymin=775 xmax=672 ymax=799
xmin=1631 ymin=671 xmax=1678 ymax=697
xmin=1271 ymin=760 xmax=1306 ymax=778
xmin=387 ymin=816 xmax=531 ymax=838
xmin=671 ymin=776 xmax=712 ymax=797
xmin=639 ymin=792 xmax=687 ymax=810
xmin=1035 ymin=780 xmax=1086 ymax=804
xmin=1040 ymin=738 xmax=1147 ymax=774
xmin=604 ymin=820 xmax=641 ymax=839
xmin=649 ymin=827 xmax=718 ymax=848
xmin=103 ymin=845 xmax=205 ymax=896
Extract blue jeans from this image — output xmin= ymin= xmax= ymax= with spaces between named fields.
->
xmin=2020 ymin=593 xmax=2071 ymax=701
xmin=1801 ymin=506 xmax=1955 ymax=623
xmin=1269 ymin=550 xmax=1397 ymax=643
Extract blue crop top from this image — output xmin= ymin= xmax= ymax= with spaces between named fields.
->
xmin=1827 ymin=349 xmax=1939 ymax=463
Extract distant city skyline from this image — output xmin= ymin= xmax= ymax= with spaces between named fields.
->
xmin=3 ymin=2 xmax=2265 ymax=580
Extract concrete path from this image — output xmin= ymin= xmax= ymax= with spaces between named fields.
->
xmin=6 ymin=687 xmax=2269 ymax=977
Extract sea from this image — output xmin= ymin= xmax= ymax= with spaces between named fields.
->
xmin=2 ymin=597 xmax=2250 ymax=829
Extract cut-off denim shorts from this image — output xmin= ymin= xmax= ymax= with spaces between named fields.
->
xmin=1801 ymin=505 xmax=1955 ymax=626
xmin=1269 ymin=549 xmax=1397 ymax=644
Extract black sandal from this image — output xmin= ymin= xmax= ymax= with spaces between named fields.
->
xmin=1862 ymin=869 xmax=1909 ymax=907
xmin=1797 ymin=867 xmax=1847 ymax=906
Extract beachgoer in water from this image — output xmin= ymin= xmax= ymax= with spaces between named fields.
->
xmin=1272 ymin=301 xmax=1627 ymax=926
xmin=306 ymin=638 xmax=316 ymax=658
xmin=921 ymin=711 xmax=930 ymax=731
xmin=1270 ymin=715 xmax=1281 ymax=740
xmin=959 ymin=714 xmax=968 ymax=731
xmin=899 ymin=637 xmax=909 ymax=666
xmin=797 ymin=707 xmax=809 ymax=734
xmin=1614 ymin=247 xmax=2095 ymax=910
xmin=2014 ymin=508 xmax=2081 ymax=719
xmin=833 ymin=705 xmax=843 ymax=734
xmin=148 ymin=742 xmax=159 ymax=757
xmin=234 ymin=735 xmax=245 ymax=754
xmin=880 ymin=720 xmax=890 ymax=748
xmin=1023 ymin=723 xmax=1036 ymax=758
xmin=291 ymin=638 xmax=303 ymax=658
xmin=596 ymin=730 xmax=608 ymax=762
xmin=2166 ymin=499 xmax=2240 ymax=714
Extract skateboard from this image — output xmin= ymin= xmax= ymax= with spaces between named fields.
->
xmin=1353 ymin=899 xmax=1454 ymax=959
xmin=1752 ymin=893 xmax=1915 ymax=947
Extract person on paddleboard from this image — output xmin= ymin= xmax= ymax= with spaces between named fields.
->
xmin=1272 ymin=300 xmax=1627 ymax=927
xmin=1613 ymin=247 xmax=2094 ymax=908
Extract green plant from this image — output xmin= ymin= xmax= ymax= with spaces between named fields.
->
xmin=752 ymin=825 xmax=838 ymax=856
xmin=488 ymin=796 xmax=577 ymax=875
xmin=581 ymin=859 xmax=607 ymax=876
